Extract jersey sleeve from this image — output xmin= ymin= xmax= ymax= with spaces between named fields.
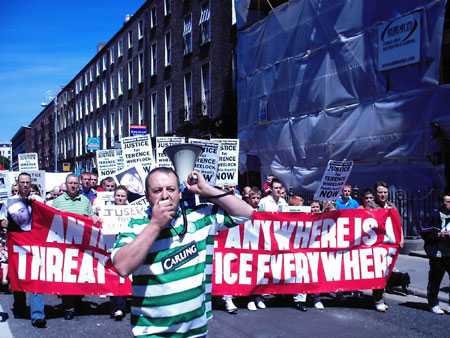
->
xmin=110 ymin=216 xmax=148 ymax=263
xmin=210 ymin=206 xmax=249 ymax=234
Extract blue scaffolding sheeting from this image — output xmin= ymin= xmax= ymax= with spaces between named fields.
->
xmin=236 ymin=0 xmax=449 ymax=192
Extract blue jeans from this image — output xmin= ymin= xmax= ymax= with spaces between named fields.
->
xmin=29 ymin=293 xmax=45 ymax=321
xmin=13 ymin=292 xmax=45 ymax=321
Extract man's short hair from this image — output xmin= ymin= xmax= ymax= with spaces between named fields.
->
xmin=145 ymin=167 xmax=180 ymax=193
xmin=65 ymin=174 xmax=79 ymax=183
xmin=288 ymin=195 xmax=304 ymax=206
xmin=18 ymin=172 xmax=31 ymax=180
xmin=374 ymin=181 xmax=389 ymax=190
xmin=250 ymin=186 xmax=261 ymax=195
xmin=270 ymin=178 xmax=283 ymax=189
xmin=80 ymin=172 xmax=91 ymax=179
xmin=115 ymin=185 xmax=129 ymax=195
xmin=343 ymin=184 xmax=352 ymax=190
xmin=103 ymin=176 xmax=115 ymax=183
xmin=362 ymin=188 xmax=374 ymax=196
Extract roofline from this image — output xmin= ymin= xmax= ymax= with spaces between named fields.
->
xmin=30 ymin=100 xmax=55 ymax=126
xmin=11 ymin=126 xmax=32 ymax=143
xmin=58 ymin=0 xmax=151 ymax=93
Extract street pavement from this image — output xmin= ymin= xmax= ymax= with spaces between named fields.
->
xmin=0 ymin=254 xmax=449 ymax=338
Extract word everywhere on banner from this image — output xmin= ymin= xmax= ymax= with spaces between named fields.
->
xmin=7 ymin=201 xmax=131 ymax=296
xmin=211 ymin=138 xmax=239 ymax=187
xmin=212 ymin=209 xmax=402 ymax=295
xmin=314 ymin=160 xmax=353 ymax=201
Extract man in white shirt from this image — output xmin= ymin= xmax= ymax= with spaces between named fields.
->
xmin=258 ymin=178 xmax=288 ymax=212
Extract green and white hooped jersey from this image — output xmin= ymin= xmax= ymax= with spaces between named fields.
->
xmin=112 ymin=204 xmax=242 ymax=338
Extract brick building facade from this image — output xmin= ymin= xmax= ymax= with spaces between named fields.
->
xmin=53 ymin=0 xmax=235 ymax=171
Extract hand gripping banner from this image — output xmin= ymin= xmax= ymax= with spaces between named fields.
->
xmin=8 ymin=201 xmax=131 ymax=296
xmin=212 ymin=209 xmax=402 ymax=295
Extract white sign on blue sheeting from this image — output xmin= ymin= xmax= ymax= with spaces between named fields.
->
xmin=378 ymin=12 xmax=421 ymax=71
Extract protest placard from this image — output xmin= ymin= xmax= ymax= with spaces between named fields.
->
xmin=156 ymin=136 xmax=185 ymax=168
xmin=115 ymin=149 xmax=125 ymax=171
xmin=112 ymin=164 xmax=147 ymax=203
xmin=96 ymin=149 xmax=117 ymax=180
xmin=0 ymin=172 xmax=8 ymax=202
xmin=29 ymin=170 xmax=46 ymax=197
xmin=212 ymin=208 xmax=402 ymax=295
xmin=188 ymin=138 xmax=219 ymax=185
xmin=211 ymin=138 xmax=239 ymax=187
xmin=45 ymin=172 xmax=70 ymax=193
xmin=18 ymin=153 xmax=39 ymax=171
xmin=121 ymin=134 xmax=155 ymax=173
xmin=8 ymin=201 xmax=131 ymax=296
xmin=92 ymin=191 xmax=115 ymax=215
xmin=99 ymin=204 xmax=148 ymax=235
xmin=280 ymin=205 xmax=312 ymax=213
xmin=130 ymin=196 xmax=149 ymax=207
xmin=314 ymin=160 xmax=353 ymax=201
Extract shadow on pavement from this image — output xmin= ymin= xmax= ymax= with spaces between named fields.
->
xmin=398 ymin=301 xmax=430 ymax=312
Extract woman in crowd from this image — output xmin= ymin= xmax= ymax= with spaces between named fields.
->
xmin=108 ymin=185 xmax=129 ymax=320
xmin=30 ymin=184 xmax=41 ymax=197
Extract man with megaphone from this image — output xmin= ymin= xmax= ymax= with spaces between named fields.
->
xmin=111 ymin=166 xmax=253 ymax=338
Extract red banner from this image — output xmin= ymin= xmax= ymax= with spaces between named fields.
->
xmin=7 ymin=201 xmax=131 ymax=296
xmin=212 ymin=209 xmax=402 ymax=295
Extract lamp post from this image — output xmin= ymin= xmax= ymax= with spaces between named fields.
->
xmin=41 ymin=89 xmax=59 ymax=173
xmin=54 ymin=95 xmax=58 ymax=172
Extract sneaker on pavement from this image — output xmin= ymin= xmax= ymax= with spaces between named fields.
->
xmin=375 ymin=302 xmax=387 ymax=312
xmin=31 ymin=318 xmax=47 ymax=328
xmin=314 ymin=301 xmax=325 ymax=310
xmin=247 ymin=301 xmax=257 ymax=311
xmin=255 ymin=297 xmax=266 ymax=309
xmin=431 ymin=305 xmax=444 ymax=315
xmin=225 ymin=299 xmax=238 ymax=314
xmin=113 ymin=310 xmax=125 ymax=321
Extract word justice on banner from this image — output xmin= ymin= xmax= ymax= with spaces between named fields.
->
xmin=7 ymin=201 xmax=131 ymax=296
xmin=212 ymin=209 xmax=402 ymax=295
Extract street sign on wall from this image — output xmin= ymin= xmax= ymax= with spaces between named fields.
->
xmin=129 ymin=125 xmax=147 ymax=136
xmin=86 ymin=137 xmax=101 ymax=152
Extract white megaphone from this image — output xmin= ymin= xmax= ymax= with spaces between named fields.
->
xmin=163 ymin=144 xmax=203 ymax=185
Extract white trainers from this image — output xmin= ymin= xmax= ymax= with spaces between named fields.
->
xmin=225 ymin=298 xmax=238 ymax=314
xmin=255 ymin=297 xmax=266 ymax=309
xmin=314 ymin=301 xmax=325 ymax=310
xmin=431 ymin=305 xmax=444 ymax=315
xmin=247 ymin=301 xmax=257 ymax=311
xmin=375 ymin=302 xmax=388 ymax=312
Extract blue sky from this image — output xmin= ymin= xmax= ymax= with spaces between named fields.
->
xmin=0 ymin=0 xmax=145 ymax=143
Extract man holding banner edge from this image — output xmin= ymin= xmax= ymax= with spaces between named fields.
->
xmin=112 ymin=167 xmax=253 ymax=337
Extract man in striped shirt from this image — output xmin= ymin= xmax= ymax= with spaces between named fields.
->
xmin=112 ymin=167 xmax=253 ymax=337
xmin=52 ymin=173 xmax=93 ymax=320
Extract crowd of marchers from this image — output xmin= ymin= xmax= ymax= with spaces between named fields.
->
xmin=0 ymin=171 xmax=449 ymax=331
